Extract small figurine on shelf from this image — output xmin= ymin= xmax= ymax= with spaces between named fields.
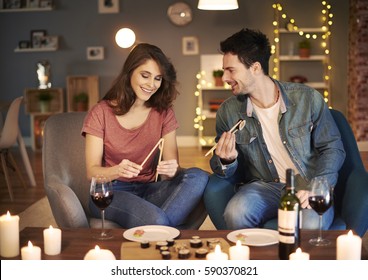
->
xmin=73 ymin=92 xmax=89 ymax=111
xmin=212 ymin=69 xmax=224 ymax=87
xmin=38 ymin=91 xmax=53 ymax=113
xmin=298 ymin=39 xmax=311 ymax=58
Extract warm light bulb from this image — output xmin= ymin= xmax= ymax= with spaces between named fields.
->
xmin=115 ymin=28 xmax=136 ymax=48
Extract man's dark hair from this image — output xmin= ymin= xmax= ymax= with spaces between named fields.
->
xmin=220 ymin=28 xmax=271 ymax=75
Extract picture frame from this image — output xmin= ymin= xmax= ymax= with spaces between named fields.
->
xmin=98 ymin=0 xmax=119 ymax=14
xmin=31 ymin=29 xmax=46 ymax=48
xmin=40 ymin=36 xmax=58 ymax=49
xmin=87 ymin=46 xmax=104 ymax=60
xmin=182 ymin=36 xmax=199 ymax=55
xmin=18 ymin=40 xmax=31 ymax=49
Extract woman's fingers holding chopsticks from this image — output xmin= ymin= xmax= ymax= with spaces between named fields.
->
xmin=117 ymin=159 xmax=142 ymax=178
xmin=156 ymin=159 xmax=178 ymax=178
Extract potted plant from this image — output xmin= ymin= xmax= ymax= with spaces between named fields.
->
xmin=38 ymin=91 xmax=53 ymax=113
xmin=298 ymin=39 xmax=311 ymax=58
xmin=213 ymin=69 xmax=224 ymax=87
xmin=73 ymin=92 xmax=89 ymax=111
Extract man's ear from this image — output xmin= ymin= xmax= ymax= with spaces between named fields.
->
xmin=250 ymin=62 xmax=263 ymax=75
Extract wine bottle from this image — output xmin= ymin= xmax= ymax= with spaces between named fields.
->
xmin=278 ymin=168 xmax=301 ymax=260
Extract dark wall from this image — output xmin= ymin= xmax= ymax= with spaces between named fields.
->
xmin=0 ymin=0 xmax=349 ymax=139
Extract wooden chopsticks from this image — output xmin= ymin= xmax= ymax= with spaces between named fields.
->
xmin=140 ymin=138 xmax=165 ymax=182
xmin=204 ymin=119 xmax=245 ymax=157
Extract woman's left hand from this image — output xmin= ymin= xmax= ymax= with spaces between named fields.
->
xmin=156 ymin=159 xmax=178 ymax=178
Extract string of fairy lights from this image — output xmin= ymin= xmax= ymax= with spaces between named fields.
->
xmin=271 ymin=1 xmax=333 ymax=105
xmin=194 ymin=2 xmax=334 ymax=138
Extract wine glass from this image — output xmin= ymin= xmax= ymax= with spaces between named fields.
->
xmin=308 ymin=176 xmax=333 ymax=246
xmin=90 ymin=175 xmax=114 ymax=240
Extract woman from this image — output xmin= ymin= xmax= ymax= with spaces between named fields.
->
xmin=82 ymin=43 xmax=208 ymax=228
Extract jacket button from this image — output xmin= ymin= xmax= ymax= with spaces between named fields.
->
xmin=268 ymin=159 xmax=273 ymax=164
xmin=274 ymin=178 xmax=279 ymax=182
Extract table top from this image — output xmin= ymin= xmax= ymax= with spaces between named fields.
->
xmin=2 ymin=227 xmax=367 ymax=260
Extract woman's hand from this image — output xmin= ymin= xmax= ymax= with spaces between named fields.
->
xmin=117 ymin=159 xmax=142 ymax=178
xmin=296 ymin=190 xmax=311 ymax=209
xmin=156 ymin=159 xmax=178 ymax=178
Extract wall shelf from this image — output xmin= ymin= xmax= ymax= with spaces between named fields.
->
xmin=14 ymin=47 xmax=57 ymax=52
xmin=0 ymin=7 xmax=53 ymax=12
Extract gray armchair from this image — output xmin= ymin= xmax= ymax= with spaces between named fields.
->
xmin=43 ymin=112 xmax=207 ymax=229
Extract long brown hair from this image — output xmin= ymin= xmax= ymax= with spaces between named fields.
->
xmin=103 ymin=43 xmax=179 ymax=115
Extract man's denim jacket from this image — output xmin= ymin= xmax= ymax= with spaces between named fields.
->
xmin=210 ymin=79 xmax=346 ymax=190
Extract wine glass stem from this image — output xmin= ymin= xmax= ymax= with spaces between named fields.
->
xmin=318 ymin=214 xmax=323 ymax=241
xmin=101 ymin=209 xmax=106 ymax=235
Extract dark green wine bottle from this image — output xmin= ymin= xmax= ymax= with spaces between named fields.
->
xmin=278 ymin=169 xmax=301 ymax=260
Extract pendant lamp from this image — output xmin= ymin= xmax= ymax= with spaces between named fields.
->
xmin=198 ymin=0 xmax=239 ymax=10
xmin=115 ymin=28 xmax=136 ymax=48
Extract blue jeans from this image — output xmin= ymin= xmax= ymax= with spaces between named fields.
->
xmin=89 ymin=167 xmax=209 ymax=228
xmin=223 ymin=180 xmax=334 ymax=230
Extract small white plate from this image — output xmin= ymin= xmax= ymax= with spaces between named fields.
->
xmin=123 ymin=225 xmax=180 ymax=242
xmin=227 ymin=228 xmax=279 ymax=246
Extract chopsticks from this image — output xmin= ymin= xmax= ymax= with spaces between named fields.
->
xmin=140 ymin=138 xmax=164 ymax=168
xmin=204 ymin=119 xmax=245 ymax=157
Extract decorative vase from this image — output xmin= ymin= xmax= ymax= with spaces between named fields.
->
xmin=299 ymin=48 xmax=310 ymax=58
xmin=76 ymin=102 xmax=88 ymax=112
xmin=214 ymin=77 xmax=224 ymax=87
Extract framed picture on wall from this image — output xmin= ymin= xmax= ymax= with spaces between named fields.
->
xmin=87 ymin=46 xmax=104 ymax=60
xmin=182 ymin=36 xmax=199 ymax=55
xmin=39 ymin=0 xmax=52 ymax=8
xmin=31 ymin=30 xmax=46 ymax=48
xmin=98 ymin=0 xmax=119 ymax=14
xmin=41 ymin=36 xmax=58 ymax=49
xmin=3 ymin=0 xmax=22 ymax=9
xmin=27 ymin=0 xmax=39 ymax=8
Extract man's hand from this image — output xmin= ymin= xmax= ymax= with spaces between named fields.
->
xmin=215 ymin=131 xmax=238 ymax=163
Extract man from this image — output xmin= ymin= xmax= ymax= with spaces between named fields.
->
xmin=209 ymin=28 xmax=345 ymax=230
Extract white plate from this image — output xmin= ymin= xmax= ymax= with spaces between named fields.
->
xmin=227 ymin=228 xmax=279 ymax=246
xmin=123 ymin=225 xmax=180 ymax=242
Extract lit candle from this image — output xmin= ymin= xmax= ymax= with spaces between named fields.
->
xmin=43 ymin=225 xmax=62 ymax=255
xmin=206 ymin=244 xmax=228 ymax=260
xmin=336 ymin=230 xmax=362 ymax=260
xmin=229 ymin=240 xmax=250 ymax=260
xmin=0 ymin=211 xmax=20 ymax=258
xmin=21 ymin=241 xmax=41 ymax=260
xmin=84 ymin=245 xmax=116 ymax=260
xmin=289 ymin=248 xmax=310 ymax=260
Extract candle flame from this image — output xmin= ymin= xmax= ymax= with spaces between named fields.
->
xmin=28 ymin=241 xmax=34 ymax=248
xmin=296 ymin=248 xmax=302 ymax=254
xmin=214 ymin=244 xmax=221 ymax=254
xmin=236 ymin=240 xmax=242 ymax=247
xmin=348 ymin=230 xmax=353 ymax=237
xmin=94 ymin=245 xmax=101 ymax=251
xmin=49 ymin=225 xmax=54 ymax=230
xmin=6 ymin=211 xmax=11 ymax=218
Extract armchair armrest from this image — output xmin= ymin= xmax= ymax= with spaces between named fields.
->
xmin=341 ymin=169 xmax=368 ymax=237
xmin=45 ymin=179 xmax=89 ymax=228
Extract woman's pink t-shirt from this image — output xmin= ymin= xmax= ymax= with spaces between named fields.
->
xmin=82 ymin=100 xmax=179 ymax=183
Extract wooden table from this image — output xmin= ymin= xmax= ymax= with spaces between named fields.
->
xmin=1 ymin=227 xmax=367 ymax=260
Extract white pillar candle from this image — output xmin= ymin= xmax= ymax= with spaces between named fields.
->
xmin=84 ymin=245 xmax=116 ymax=260
xmin=21 ymin=241 xmax=41 ymax=260
xmin=43 ymin=225 xmax=62 ymax=255
xmin=336 ymin=230 xmax=362 ymax=260
xmin=206 ymin=244 xmax=228 ymax=260
xmin=229 ymin=240 xmax=250 ymax=260
xmin=289 ymin=248 xmax=310 ymax=260
xmin=0 ymin=211 xmax=20 ymax=258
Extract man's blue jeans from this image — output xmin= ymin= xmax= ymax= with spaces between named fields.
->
xmin=223 ymin=180 xmax=334 ymax=230
xmin=89 ymin=167 xmax=209 ymax=228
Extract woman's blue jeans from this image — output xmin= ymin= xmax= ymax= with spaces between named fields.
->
xmin=223 ymin=180 xmax=334 ymax=230
xmin=89 ymin=167 xmax=209 ymax=228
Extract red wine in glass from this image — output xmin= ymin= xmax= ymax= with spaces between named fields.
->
xmin=90 ymin=175 xmax=114 ymax=240
xmin=308 ymin=195 xmax=332 ymax=215
xmin=308 ymin=176 xmax=332 ymax=246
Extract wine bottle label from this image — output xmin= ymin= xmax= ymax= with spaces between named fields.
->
xmin=278 ymin=209 xmax=297 ymax=244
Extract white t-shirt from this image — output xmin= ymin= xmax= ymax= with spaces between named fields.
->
xmin=253 ymin=99 xmax=298 ymax=183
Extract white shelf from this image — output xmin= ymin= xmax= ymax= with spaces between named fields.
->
xmin=201 ymin=86 xmax=231 ymax=91
xmin=14 ymin=47 xmax=57 ymax=52
xmin=305 ymin=82 xmax=328 ymax=89
xmin=279 ymin=55 xmax=326 ymax=61
xmin=0 ymin=7 xmax=53 ymax=12
xmin=202 ymin=110 xmax=217 ymax=119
